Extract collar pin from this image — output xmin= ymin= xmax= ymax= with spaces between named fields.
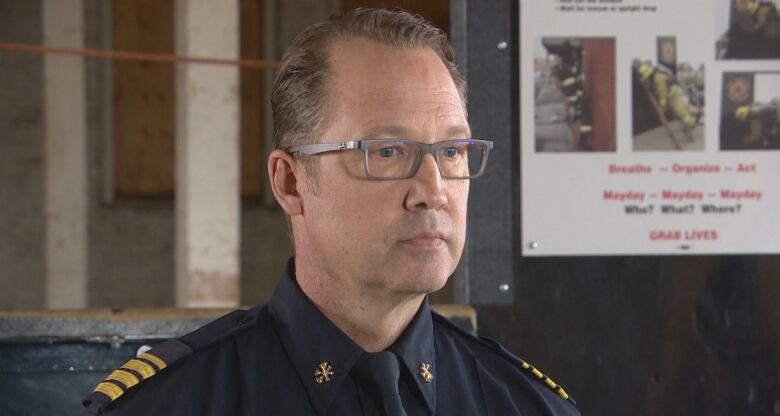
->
xmin=314 ymin=361 xmax=334 ymax=384
xmin=418 ymin=362 xmax=433 ymax=383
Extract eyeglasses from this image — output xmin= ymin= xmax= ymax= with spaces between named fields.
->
xmin=286 ymin=139 xmax=494 ymax=180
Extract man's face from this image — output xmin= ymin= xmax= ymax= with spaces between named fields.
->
xmin=297 ymin=38 xmax=470 ymax=296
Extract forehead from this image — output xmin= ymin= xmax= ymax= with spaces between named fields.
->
xmin=324 ymin=37 xmax=468 ymax=139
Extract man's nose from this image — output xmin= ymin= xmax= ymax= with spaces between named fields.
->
xmin=404 ymin=154 xmax=448 ymax=211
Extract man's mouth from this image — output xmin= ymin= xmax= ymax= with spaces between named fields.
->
xmin=400 ymin=232 xmax=447 ymax=248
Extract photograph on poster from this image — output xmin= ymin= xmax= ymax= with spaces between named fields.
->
xmin=720 ymin=72 xmax=780 ymax=150
xmin=534 ymin=37 xmax=615 ymax=153
xmin=631 ymin=36 xmax=705 ymax=151
xmin=715 ymin=0 xmax=780 ymax=59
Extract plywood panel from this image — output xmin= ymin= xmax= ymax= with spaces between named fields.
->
xmin=114 ymin=0 xmax=263 ymax=198
xmin=240 ymin=0 xmax=263 ymax=198
xmin=113 ymin=0 xmax=175 ymax=197
xmin=342 ymin=0 xmax=450 ymax=34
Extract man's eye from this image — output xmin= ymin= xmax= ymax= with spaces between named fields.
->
xmin=377 ymin=146 xmax=400 ymax=157
xmin=442 ymin=146 xmax=461 ymax=158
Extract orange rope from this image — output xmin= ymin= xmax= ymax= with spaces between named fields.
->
xmin=0 ymin=42 xmax=279 ymax=69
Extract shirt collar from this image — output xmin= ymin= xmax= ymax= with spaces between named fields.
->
xmin=269 ymin=258 xmax=437 ymax=415
xmin=390 ymin=296 xmax=437 ymax=413
xmin=269 ymin=258 xmax=364 ymax=415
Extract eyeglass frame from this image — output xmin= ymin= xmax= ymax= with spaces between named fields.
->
xmin=285 ymin=139 xmax=494 ymax=180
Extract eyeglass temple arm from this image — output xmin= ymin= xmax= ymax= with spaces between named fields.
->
xmin=286 ymin=141 xmax=359 ymax=155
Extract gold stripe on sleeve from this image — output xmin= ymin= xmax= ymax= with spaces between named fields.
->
xmin=139 ymin=352 xmax=167 ymax=370
xmin=122 ymin=359 xmax=156 ymax=379
xmin=106 ymin=369 xmax=140 ymax=390
xmin=95 ymin=382 xmax=124 ymax=402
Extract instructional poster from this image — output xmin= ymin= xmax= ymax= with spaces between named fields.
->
xmin=520 ymin=0 xmax=780 ymax=255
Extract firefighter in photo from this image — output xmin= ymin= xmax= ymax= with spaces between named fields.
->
xmin=543 ymin=39 xmax=593 ymax=149
xmin=747 ymin=0 xmax=780 ymax=36
xmin=721 ymin=0 xmax=780 ymax=59
xmin=733 ymin=97 xmax=780 ymax=148
xmin=550 ymin=41 xmax=587 ymax=126
xmin=634 ymin=60 xmax=702 ymax=140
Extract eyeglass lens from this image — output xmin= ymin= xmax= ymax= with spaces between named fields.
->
xmin=363 ymin=140 xmax=487 ymax=179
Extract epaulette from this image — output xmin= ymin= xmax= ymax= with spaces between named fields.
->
xmin=431 ymin=311 xmax=576 ymax=406
xmin=515 ymin=356 xmax=573 ymax=404
xmin=82 ymin=309 xmax=256 ymax=415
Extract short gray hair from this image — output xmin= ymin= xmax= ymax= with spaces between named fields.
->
xmin=271 ymin=8 xmax=467 ymax=191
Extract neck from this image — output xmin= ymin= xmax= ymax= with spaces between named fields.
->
xmin=294 ymin=255 xmax=425 ymax=352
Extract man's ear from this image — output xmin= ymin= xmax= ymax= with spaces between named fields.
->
xmin=268 ymin=149 xmax=304 ymax=216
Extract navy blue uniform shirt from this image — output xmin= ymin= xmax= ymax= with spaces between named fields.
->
xmin=83 ymin=259 xmax=580 ymax=415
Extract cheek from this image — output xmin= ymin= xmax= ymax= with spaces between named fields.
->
xmin=316 ymin=182 xmax=398 ymax=245
xmin=341 ymin=152 xmax=366 ymax=178
xmin=348 ymin=187 xmax=401 ymax=232
xmin=448 ymin=182 xmax=469 ymax=220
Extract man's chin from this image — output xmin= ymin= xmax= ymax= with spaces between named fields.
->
xmin=383 ymin=247 xmax=460 ymax=292
xmin=394 ymin=264 xmax=452 ymax=294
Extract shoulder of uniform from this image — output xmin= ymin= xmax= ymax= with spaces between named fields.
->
xmin=431 ymin=311 xmax=576 ymax=407
xmin=82 ymin=307 xmax=264 ymax=415
xmin=179 ymin=307 xmax=260 ymax=351
xmin=432 ymin=308 xmax=478 ymax=338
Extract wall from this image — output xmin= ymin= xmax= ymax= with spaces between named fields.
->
xmin=0 ymin=0 xmax=343 ymax=310
xmin=0 ymin=0 xmax=46 ymax=310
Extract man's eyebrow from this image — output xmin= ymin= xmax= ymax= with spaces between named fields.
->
xmin=444 ymin=124 xmax=472 ymax=138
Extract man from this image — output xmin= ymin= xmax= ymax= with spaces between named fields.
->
xmin=83 ymin=8 xmax=579 ymax=415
